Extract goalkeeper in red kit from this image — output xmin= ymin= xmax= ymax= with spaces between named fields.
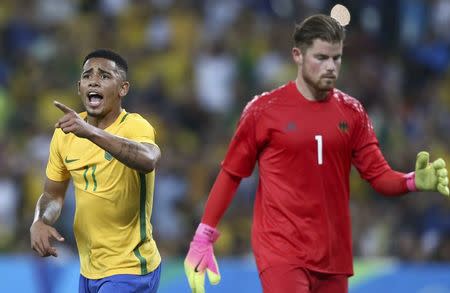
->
xmin=184 ymin=14 xmax=449 ymax=293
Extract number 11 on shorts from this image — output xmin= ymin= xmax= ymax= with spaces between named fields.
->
xmin=315 ymin=135 xmax=323 ymax=165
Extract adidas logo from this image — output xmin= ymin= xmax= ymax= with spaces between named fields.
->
xmin=285 ymin=121 xmax=297 ymax=132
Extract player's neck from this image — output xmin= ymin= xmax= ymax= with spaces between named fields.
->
xmin=87 ymin=107 xmax=122 ymax=129
xmin=295 ymin=76 xmax=328 ymax=101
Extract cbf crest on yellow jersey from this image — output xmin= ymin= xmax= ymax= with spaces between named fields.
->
xmin=46 ymin=110 xmax=161 ymax=279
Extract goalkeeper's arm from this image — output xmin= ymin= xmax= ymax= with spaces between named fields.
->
xmin=184 ymin=169 xmax=242 ymax=292
xmin=366 ymin=150 xmax=449 ymax=197
xmin=353 ymin=143 xmax=448 ymax=197
xmin=201 ymin=169 xmax=242 ymax=226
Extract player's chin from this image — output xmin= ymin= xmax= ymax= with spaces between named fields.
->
xmin=316 ymin=84 xmax=334 ymax=92
xmin=86 ymin=107 xmax=104 ymax=117
xmin=318 ymin=80 xmax=335 ymax=91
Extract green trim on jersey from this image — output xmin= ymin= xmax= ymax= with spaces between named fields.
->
xmin=133 ymin=248 xmax=148 ymax=275
xmin=91 ymin=164 xmax=97 ymax=191
xmin=120 ymin=113 xmax=129 ymax=124
xmin=134 ymin=173 xmax=148 ymax=274
xmin=83 ymin=166 xmax=89 ymax=190
xmin=139 ymin=173 xmax=147 ymax=240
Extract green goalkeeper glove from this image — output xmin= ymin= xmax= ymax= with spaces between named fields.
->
xmin=409 ymin=151 xmax=449 ymax=196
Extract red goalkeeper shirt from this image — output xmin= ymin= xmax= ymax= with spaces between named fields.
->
xmin=221 ymin=81 xmax=398 ymax=275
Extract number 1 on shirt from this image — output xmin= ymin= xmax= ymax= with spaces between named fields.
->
xmin=315 ymin=135 xmax=323 ymax=165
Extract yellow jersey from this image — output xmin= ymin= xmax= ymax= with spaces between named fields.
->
xmin=46 ymin=110 xmax=161 ymax=279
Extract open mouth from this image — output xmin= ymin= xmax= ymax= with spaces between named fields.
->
xmin=87 ymin=92 xmax=103 ymax=107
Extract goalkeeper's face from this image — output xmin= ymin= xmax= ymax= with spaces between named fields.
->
xmin=295 ymin=39 xmax=343 ymax=92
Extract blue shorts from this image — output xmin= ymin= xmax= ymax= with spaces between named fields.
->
xmin=79 ymin=264 xmax=161 ymax=293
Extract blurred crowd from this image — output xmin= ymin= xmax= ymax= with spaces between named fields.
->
xmin=0 ymin=0 xmax=450 ymax=264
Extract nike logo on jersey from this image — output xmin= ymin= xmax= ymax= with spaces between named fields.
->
xmin=65 ymin=156 xmax=79 ymax=163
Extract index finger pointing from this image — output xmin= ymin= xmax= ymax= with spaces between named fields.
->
xmin=54 ymin=101 xmax=75 ymax=114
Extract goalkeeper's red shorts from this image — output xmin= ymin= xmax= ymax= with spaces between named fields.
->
xmin=259 ymin=265 xmax=348 ymax=293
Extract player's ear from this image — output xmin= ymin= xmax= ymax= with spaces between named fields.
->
xmin=119 ymin=81 xmax=130 ymax=97
xmin=77 ymin=81 xmax=81 ymax=95
xmin=292 ymin=47 xmax=303 ymax=65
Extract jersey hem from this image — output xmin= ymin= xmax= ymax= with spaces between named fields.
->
xmin=80 ymin=258 xmax=161 ymax=280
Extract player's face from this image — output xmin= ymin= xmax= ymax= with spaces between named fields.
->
xmin=78 ymin=58 xmax=129 ymax=118
xmin=295 ymin=39 xmax=342 ymax=92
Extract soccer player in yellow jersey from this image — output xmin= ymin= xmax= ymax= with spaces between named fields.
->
xmin=30 ymin=49 xmax=162 ymax=292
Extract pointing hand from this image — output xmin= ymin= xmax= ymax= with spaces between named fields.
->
xmin=54 ymin=101 xmax=93 ymax=139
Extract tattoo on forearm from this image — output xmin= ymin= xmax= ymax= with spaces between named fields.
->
xmin=104 ymin=136 xmax=159 ymax=172
xmin=34 ymin=193 xmax=62 ymax=225
xmin=114 ymin=140 xmax=142 ymax=168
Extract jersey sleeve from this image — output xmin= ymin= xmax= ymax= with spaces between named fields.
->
xmin=123 ymin=114 xmax=157 ymax=145
xmin=221 ymin=100 xmax=267 ymax=177
xmin=351 ymin=102 xmax=391 ymax=181
xmin=46 ymin=129 xmax=70 ymax=181
xmin=201 ymin=168 xmax=242 ymax=227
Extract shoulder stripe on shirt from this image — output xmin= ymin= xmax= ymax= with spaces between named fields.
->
xmin=133 ymin=173 xmax=148 ymax=274
xmin=120 ymin=113 xmax=129 ymax=124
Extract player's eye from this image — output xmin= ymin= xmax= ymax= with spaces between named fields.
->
xmin=101 ymin=74 xmax=110 ymax=79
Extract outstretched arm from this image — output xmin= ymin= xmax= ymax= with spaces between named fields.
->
xmin=30 ymin=178 xmax=69 ymax=257
xmin=54 ymin=101 xmax=160 ymax=173
xmin=406 ymin=151 xmax=449 ymax=196
xmin=351 ymin=103 xmax=448 ymax=196
xmin=355 ymin=145 xmax=449 ymax=197
xmin=88 ymin=129 xmax=160 ymax=174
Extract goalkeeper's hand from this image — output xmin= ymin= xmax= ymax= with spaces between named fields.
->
xmin=408 ymin=151 xmax=449 ymax=196
xmin=184 ymin=223 xmax=221 ymax=293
